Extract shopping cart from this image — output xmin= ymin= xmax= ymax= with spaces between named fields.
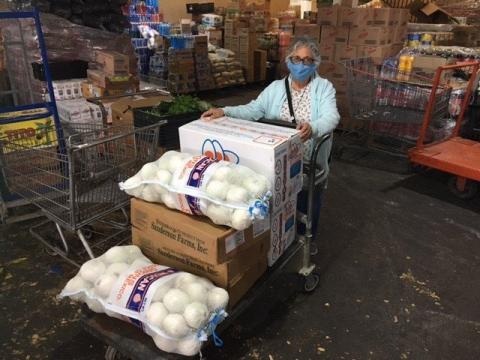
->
xmin=0 ymin=122 xmax=163 ymax=266
xmin=341 ymin=57 xmax=467 ymax=156
xmin=80 ymin=131 xmax=333 ymax=360
xmin=408 ymin=61 xmax=480 ymax=199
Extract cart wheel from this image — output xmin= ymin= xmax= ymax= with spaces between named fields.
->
xmin=81 ymin=225 xmax=95 ymax=241
xmin=407 ymin=162 xmax=425 ymax=174
xmin=448 ymin=177 xmax=478 ymax=200
xmin=310 ymin=242 xmax=319 ymax=256
xmin=304 ymin=273 xmax=320 ymax=293
xmin=105 ymin=345 xmax=129 ymax=360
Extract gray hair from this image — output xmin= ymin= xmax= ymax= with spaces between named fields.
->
xmin=285 ymin=37 xmax=321 ymax=66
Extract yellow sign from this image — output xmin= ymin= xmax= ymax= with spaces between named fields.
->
xmin=0 ymin=109 xmax=57 ymax=152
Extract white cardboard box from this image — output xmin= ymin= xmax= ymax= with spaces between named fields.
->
xmin=179 ymin=117 xmax=304 ymax=265
xmin=57 ymin=99 xmax=102 ymax=125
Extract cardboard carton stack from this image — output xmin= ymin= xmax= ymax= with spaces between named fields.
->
xmin=167 ymin=48 xmax=197 ymax=94
xmin=131 ymin=199 xmax=269 ymax=307
xmin=84 ymin=50 xmax=139 ymax=98
xmin=193 ymin=35 xmax=216 ymax=91
xmin=317 ymin=5 xmax=409 ymax=123
xmin=180 ymin=118 xmax=303 ymax=266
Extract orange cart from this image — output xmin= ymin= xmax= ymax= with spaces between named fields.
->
xmin=409 ymin=61 xmax=480 ymax=199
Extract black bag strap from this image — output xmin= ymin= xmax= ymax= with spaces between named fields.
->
xmin=284 ymin=77 xmax=296 ymax=124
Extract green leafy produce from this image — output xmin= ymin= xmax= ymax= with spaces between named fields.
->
xmin=149 ymin=96 xmax=212 ymax=116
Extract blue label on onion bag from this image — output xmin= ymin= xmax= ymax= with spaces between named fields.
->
xmin=290 ymin=160 xmax=302 ymax=178
xmin=185 ymin=156 xmax=216 ymax=215
xmin=125 ymin=268 xmax=178 ymax=329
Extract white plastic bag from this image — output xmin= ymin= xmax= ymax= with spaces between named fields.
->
xmin=59 ymin=246 xmax=228 ymax=356
xmin=119 ymin=151 xmax=271 ymax=230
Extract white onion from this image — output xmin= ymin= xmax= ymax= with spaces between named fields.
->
xmin=176 ymin=336 xmax=202 ymax=356
xmin=183 ymin=302 xmax=209 ymax=329
xmin=226 ymin=185 xmax=249 ymax=204
xmin=212 ymin=166 xmax=232 ymax=182
xmin=162 ymin=314 xmax=190 ymax=338
xmin=79 ymin=260 xmax=106 ymax=283
xmin=131 ymin=258 xmax=153 ymax=271
xmin=205 ymin=180 xmax=229 ymax=200
xmin=228 ymin=166 xmax=253 ymax=185
xmin=65 ymin=275 xmax=91 ymax=293
xmin=104 ymin=246 xmax=129 ymax=264
xmin=184 ymin=283 xmax=208 ymax=304
xmin=152 ymin=283 xmax=171 ymax=302
xmin=206 ymin=204 xmax=232 ymax=225
xmin=141 ymin=185 xmax=162 ymax=203
xmin=231 ymin=209 xmax=252 ymax=230
xmin=243 ymin=176 xmax=268 ymax=198
xmin=139 ymin=162 xmax=158 ymax=180
xmin=85 ymin=297 xmax=104 ymax=313
xmin=161 ymin=193 xmax=178 ymax=209
xmin=156 ymin=169 xmax=172 ymax=184
xmin=197 ymin=277 xmax=214 ymax=290
xmin=146 ymin=302 xmax=168 ymax=328
xmin=106 ymin=262 xmax=129 ymax=277
xmin=174 ymin=273 xmax=198 ymax=289
xmin=207 ymin=288 xmax=229 ymax=311
xmin=124 ymin=245 xmax=143 ymax=263
xmin=153 ymin=334 xmax=178 ymax=353
xmin=94 ymin=274 xmax=117 ymax=298
xmin=167 ymin=154 xmax=186 ymax=173
xmin=163 ymin=289 xmax=190 ymax=314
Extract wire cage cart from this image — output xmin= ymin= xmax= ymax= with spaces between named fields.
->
xmin=409 ymin=61 xmax=480 ymax=199
xmin=341 ymin=57 xmax=474 ymax=156
xmin=0 ymin=122 xmax=163 ymax=266
xmin=81 ymin=132 xmax=333 ymax=360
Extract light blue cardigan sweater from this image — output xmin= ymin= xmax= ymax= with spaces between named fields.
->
xmin=223 ymin=74 xmax=340 ymax=177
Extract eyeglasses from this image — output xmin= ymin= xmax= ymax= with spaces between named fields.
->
xmin=289 ymin=56 xmax=315 ymax=66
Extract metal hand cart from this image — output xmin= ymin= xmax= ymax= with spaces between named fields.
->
xmin=80 ymin=132 xmax=333 ymax=360
xmin=340 ymin=58 xmax=475 ymax=157
xmin=408 ymin=61 xmax=480 ymax=199
xmin=0 ymin=122 xmax=163 ymax=267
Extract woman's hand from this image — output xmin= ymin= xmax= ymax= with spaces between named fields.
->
xmin=201 ymin=108 xmax=224 ymax=121
xmin=297 ymin=122 xmax=312 ymax=142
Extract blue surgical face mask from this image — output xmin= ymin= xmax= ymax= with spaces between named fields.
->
xmin=287 ymin=61 xmax=316 ymax=82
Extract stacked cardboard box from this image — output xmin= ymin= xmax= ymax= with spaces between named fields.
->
xmin=84 ymin=50 xmax=139 ymax=98
xmin=167 ymin=48 xmax=197 ymax=94
xmin=56 ymin=99 xmax=103 ymax=125
xmin=180 ymin=118 xmax=303 ymax=266
xmin=317 ymin=6 xmax=409 ymax=123
xmin=294 ymin=23 xmax=321 ymax=43
xmin=131 ymin=199 xmax=269 ymax=307
xmin=193 ymin=36 xmax=216 ymax=91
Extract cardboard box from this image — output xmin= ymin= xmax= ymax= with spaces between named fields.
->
xmin=131 ymin=198 xmax=267 ymax=266
xmin=399 ymin=9 xmax=410 ymax=26
xmin=349 ymin=27 xmax=388 ymax=46
xmin=319 ymin=44 xmax=335 ymax=62
xmin=412 ymin=55 xmax=454 ymax=82
xmin=254 ymin=49 xmax=267 ymax=82
xmin=317 ymin=5 xmax=339 ymax=26
xmin=95 ymin=51 xmax=130 ymax=76
xmin=179 ymin=118 xmax=303 ymax=266
xmin=132 ymin=224 xmax=269 ymax=288
xmin=207 ymin=29 xmax=223 ymax=47
xmin=57 ymin=99 xmax=102 ymax=125
xmin=357 ymin=44 xmax=400 ymax=64
xmin=87 ymin=69 xmax=132 ymax=89
xmin=228 ymin=256 xmax=267 ymax=307
xmin=370 ymin=8 xmax=393 ymax=26
xmin=294 ymin=24 xmax=321 ymax=43
xmin=110 ymin=93 xmax=172 ymax=127
xmin=319 ymin=62 xmax=346 ymax=83
xmin=338 ymin=7 xmax=372 ymax=27
xmin=334 ymin=44 xmax=357 ymax=62
xmin=52 ymin=79 xmax=84 ymax=101
xmin=320 ymin=25 xmax=349 ymax=46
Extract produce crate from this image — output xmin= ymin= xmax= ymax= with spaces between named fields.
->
xmin=133 ymin=107 xmax=201 ymax=149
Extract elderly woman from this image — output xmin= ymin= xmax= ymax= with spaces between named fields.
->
xmin=202 ymin=37 xmax=340 ymax=241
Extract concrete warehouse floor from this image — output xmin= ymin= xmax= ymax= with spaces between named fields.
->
xmin=1 ymin=85 xmax=480 ymax=360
